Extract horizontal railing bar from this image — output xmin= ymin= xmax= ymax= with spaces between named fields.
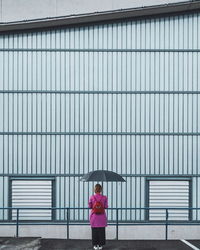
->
xmin=2 ymin=174 xmax=200 ymax=177
xmin=0 ymin=90 xmax=200 ymax=94
xmin=0 ymin=222 xmax=199 ymax=226
xmin=0 ymin=132 xmax=199 ymax=136
xmin=0 ymin=48 xmax=200 ymax=52
xmin=1 ymin=207 xmax=200 ymax=230
xmin=1 ymin=207 xmax=200 ymax=210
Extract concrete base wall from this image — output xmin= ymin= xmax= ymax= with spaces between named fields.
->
xmin=169 ymin=225 xmax=200 ymax=240
xmin=0 ymin=225 xmax=200 ymax=240
xmin=119 ymin=226 xmax=165 ymax=240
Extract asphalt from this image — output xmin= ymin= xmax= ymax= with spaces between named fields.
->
xmin=0 ymin=238 xmax=40 ymax=250
xmin=40 ymin=239 xmax=197 ymax=250
xmin=189 ymin=240 xmax=200 ymax=249
xmin=0 ymin=238 xmax=200 ymax=250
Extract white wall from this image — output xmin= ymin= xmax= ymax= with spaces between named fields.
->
xmin=0 ymin=0 xmax=190 ymax=22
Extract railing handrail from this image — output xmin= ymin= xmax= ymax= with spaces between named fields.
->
xmin=1 ymin=206 xmax=200 ymax=210
xmin=1 ymin=206 xmax=199 ymax=240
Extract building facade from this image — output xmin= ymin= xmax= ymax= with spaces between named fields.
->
xmin=0 ymin=1 xmax=200 ymax=238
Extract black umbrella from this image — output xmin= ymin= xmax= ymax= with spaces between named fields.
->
xmin=80 ymin=170 xmax=125 ymax=211
xmin=80 ymin=170 xmax=126 ymax=182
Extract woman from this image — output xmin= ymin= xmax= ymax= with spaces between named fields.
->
xmin=88 ymin=184 xmax=108 ymax=250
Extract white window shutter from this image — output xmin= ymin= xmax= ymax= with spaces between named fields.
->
xmin=149 ymin=180 xmax=190 ymax=221
xmin=12 ymin=180 xmax=53 ymax=220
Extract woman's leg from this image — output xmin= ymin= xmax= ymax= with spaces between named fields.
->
xmin=92 ymin=228 xmax=99 ymax=246
xmin=98 ymin=227 xmax=106 ymax=246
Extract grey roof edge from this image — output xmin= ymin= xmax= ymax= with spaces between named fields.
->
xmin=0 ymin=1 xmax=200 ymax=33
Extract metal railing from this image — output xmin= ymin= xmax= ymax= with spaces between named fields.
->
xmin=0 ymin=207 xmax=199 ymax=240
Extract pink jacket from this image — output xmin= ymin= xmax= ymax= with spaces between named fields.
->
xmin=88 ymin=193 xmax=108 ymax=228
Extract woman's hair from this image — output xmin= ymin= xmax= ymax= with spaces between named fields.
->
xmin=94 ymin=184 xmax=102 ymax=193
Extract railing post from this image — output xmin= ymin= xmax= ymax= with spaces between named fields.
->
xmin=67 ymin=208 xmax=70 ymax=240
xmin=116 ymin=208 xmax=119 ymax=240
xmin=16 ymin=208 xmax=19 ymax=238
xmin=165 ymin=209 xmax=169 ymax=240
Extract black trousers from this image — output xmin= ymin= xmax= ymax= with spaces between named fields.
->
xmin=92 ymin=227 xmax=106 ymax=246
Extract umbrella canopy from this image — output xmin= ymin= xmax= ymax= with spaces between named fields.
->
xmin=80 ymin=170 xmax=126 ymax=182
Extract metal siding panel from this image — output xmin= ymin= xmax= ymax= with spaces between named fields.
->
xmin=197 ymin=178 xmax=200 ymax=220
xmin=0 ymin=13 xmax=199 ymax=222
xmin=0 ymin=178 xmax=4 ymax=220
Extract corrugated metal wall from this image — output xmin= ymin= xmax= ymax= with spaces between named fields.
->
xmin=0 ymin=13 xmax=200 ymax=221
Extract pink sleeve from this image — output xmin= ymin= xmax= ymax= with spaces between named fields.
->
xmin=88 ymin=196 xmax=93 ymax=208
xmin=104 ymin=196 xmax=108 ymax=208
